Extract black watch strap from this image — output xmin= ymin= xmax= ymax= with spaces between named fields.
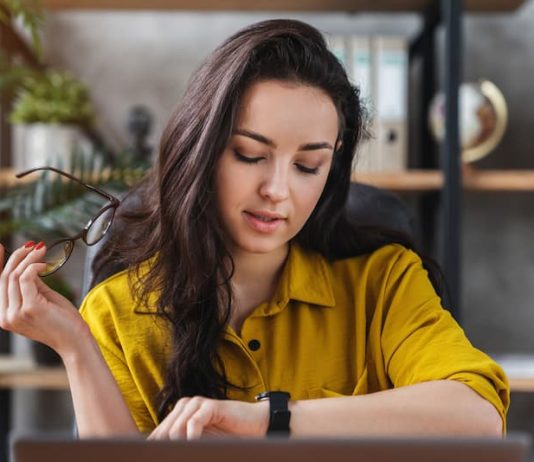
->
xmin=256 ymin=391 xmax=291 ymax=437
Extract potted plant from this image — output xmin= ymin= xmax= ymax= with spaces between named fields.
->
xmin=10 ymin=69 xmax=96 ymax=171
xmin=1 ymin=0 xmax=96 ymax=171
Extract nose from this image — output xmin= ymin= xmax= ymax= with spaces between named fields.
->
xmin=259 ymin=163 xmax=289 ymax=203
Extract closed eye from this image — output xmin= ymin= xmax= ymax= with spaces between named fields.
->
xmin=234 ymin=150 xmax=264 ymax=164
xmin=234 ymin=149 xmax=320 ymax=175
xmin=295 ymin=164 xmax=320 ymax=175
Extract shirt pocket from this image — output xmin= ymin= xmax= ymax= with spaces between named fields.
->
xmin=306 ymin=368 xmax=368 ymax=399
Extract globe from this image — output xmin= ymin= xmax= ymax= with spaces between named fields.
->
xmin=429 ymin=80 xmax=508 ymax=163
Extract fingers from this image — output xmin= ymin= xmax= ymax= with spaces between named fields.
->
xmin=0 ymin=244 xmax=6 ymax=310
xmin=149 ymin=397 xmax=217 ymax=440
xmin=0 ymin=242 xmax=46 ymax=331
xmin=19 ymin=262 xmax=49 ymax=309
xmin=1 ymin=241 xmax=37 ymax=275
xmin=186 ymin=400 xmax=218 ymax=440
xmin=7 ymin=243 xmax=46 ymax=310
xmin=6 ymin=245 xmax=35 ymax=309
xmin=1 ymin=242 xmax=36 ymax=311
xmin=0 ymin=243 xmax=4 ymax=273
xmin=148 ymin=397 xmax=191 ymax=440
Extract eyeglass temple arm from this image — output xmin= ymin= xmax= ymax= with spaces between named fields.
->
xmin=16 ymin=166 xmax=120 ymax=204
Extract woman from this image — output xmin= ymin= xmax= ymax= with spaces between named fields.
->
xmin=0 ymin=19 xmax=507 ymax=439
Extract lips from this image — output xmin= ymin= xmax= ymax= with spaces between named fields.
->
xmin=243 ymin=210 xmax=286 ymax=234
xmin=251 ymin=214 xmax=277 ymax=222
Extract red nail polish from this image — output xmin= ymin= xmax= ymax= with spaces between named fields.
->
xmin=34 ymin=241 xmax=45 ymax=250
xmin=24 ymin=241 xmax=36 ymax=248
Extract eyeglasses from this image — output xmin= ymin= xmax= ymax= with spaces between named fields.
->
xmin=3 ymin=166 xmax=121 ymax=277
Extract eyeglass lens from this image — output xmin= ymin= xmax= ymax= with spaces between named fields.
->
xmin=85 ymin=207 xmax=115 ymax=246
xmin=39 ymin=240 xmax=75 ymax=277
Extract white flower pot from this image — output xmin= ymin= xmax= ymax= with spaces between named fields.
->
xmin=12 ymin=123 xmax=91 ymax=172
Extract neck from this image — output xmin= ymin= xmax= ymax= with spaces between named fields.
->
xmin=227 ymin=244 xmax=289 ymax=333
xmin=231 ymin=244 xmax=289 ymax=286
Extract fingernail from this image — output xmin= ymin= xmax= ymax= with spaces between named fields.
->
xmin=34 ymin=241 xmax=45 ymax=250
xmin=24 ymin=241 xmax=36 ymax=248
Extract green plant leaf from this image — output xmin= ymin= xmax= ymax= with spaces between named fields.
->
xmin=9 ymin=70 xmax=95 ymax=124
xmin=0 ymin=148 xmax=148 ymax=241
xmin=0 ymin=0 xmax=44 ymax=60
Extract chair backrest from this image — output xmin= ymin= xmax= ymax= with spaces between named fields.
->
xmin=80 ymin=189 xmax=139 ymax=299
xmin=80 ymin=182 xmax=414 ymax=299
xmin=345 ymin=182 xmax=414 ymax=236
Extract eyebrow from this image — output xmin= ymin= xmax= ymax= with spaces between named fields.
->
xmin=233 ymin=128 xmax=333 ymax=151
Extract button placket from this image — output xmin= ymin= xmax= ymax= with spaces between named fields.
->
xmin=242 ymin=318 xmax=263 ymax=355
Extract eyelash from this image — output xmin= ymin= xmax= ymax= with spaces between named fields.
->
xmin=233 ymin=150 xmax=320 ymax=175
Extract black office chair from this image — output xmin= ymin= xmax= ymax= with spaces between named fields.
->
xmin=345 ymin=182 xmax=413 ymax=236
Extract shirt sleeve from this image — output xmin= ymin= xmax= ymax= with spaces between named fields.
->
xmin=380 ymin=246 xmax=510 ymax=430
xmin=79 ymin=285 xmax=157 ymax=433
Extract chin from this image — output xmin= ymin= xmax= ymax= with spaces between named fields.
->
xmin=233 ymin=236 xmax=287 ymax=255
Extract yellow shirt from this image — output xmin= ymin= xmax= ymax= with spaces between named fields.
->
xmin=80 ymin=243 xmax=509 ymax=433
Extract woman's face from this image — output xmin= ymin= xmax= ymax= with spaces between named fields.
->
xmin=215 ymin=79 xmax=339 ymax=256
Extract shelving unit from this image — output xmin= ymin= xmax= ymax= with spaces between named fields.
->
xmin=355 ymin=167 xmax=534 ymax=192
xmin=0 ymin=2 xmax=525 ymax=315
xmin=1 ymin=0 xmax=526 ymax=314
xmin=30 ymin=0 xmax=524 ymax=319
xmin=0 ymin=356 xmax=68 ymax=390
xmin=5 ymin=167 xmax=534 ymax=193
xmin=39 ymin=0 xmax=524 ymax=12
xmin=2 ymin=360 xmax=533 ymax=392
xmin=0 ymin=2 xmax=528 ymax=460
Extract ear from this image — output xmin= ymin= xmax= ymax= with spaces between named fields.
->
xmin=335 ymin=139 xmax=343 ymax=152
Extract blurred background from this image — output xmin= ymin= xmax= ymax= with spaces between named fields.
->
xmin=1 ymin=0 xmax=534 ymax=458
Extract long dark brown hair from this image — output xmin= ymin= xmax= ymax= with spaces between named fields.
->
xmin=92 ymin=19 xmax=445 ymax=421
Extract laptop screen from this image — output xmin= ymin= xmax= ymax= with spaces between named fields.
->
xmin=12 ymin=434 xmax=531 ymax=462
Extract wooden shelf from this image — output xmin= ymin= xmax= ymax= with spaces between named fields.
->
xmin=1 ymin=367 xmax=533 ymax=392
xmin=462 ymin=167 xmax=534 ymax=192
xmin=508 ymin=378 xmax=534 ymax=393
xmin=493 ymin=354 xmax=534 ymax=393
xmin=0 ymin=168 xmax=35 ymax=189
xmin=41 ymin=0 xmax=526 ymax=12
xmin=2 ymin=354 xmax=533 ymax=391
xmin=4 ymin=168 xmax=534 ymax=193
xmin=0 ymin=355 xmax=69 ymax=390
xmin=0 ymin=168 xmax=18 ymax=189
xmin=354 ymin=169 xmax=443 ymax=192
xmin=354 ymin=168 xmax=534 ymax=193
xmin=0 ymin=367 xmax=69 ymax=390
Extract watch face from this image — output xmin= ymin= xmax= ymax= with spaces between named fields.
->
xmin=255 ymin=391 xmax=291 ymax=401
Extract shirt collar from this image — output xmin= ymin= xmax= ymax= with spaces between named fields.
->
xmin=250 ymin=243 xmax=336 ymax=317
xmin=133 ymin=243 xmax=336 ymax=315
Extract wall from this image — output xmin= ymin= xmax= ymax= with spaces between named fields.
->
xmin=10 ymin=0 xmax=534 ymax=442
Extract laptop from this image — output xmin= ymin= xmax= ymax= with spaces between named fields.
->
xmin=12 ymin=434 xmax=531 ymax=462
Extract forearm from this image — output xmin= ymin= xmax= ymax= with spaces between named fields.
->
xmin=60 ymin=325 xmax=140 ymax=438
xmin=289 ymin=380 xmax=502 ymax=437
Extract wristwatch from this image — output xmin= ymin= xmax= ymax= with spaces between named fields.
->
xmin=255 ymin=391 xmax=291 ymax=437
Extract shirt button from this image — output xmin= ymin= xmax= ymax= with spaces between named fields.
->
xmin=248 ymin=339 xmax=261 ymax=351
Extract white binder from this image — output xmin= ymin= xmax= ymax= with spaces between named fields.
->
xmin=349 ymin=36 xmax=375 ymax=173
xmin=372 ymin=36 xmax=408 ymax=172
xmin=327 ymin=34 xmax=349 ymax=72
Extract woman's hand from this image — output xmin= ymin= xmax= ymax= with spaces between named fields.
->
xmin=148 ymin=397 xmax=269 ymax=440
xmin=0 ymin=241 xmax=88 ymax=357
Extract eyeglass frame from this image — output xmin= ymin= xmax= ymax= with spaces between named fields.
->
xmin=4 ymin=166 xmax=121 ymax=277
